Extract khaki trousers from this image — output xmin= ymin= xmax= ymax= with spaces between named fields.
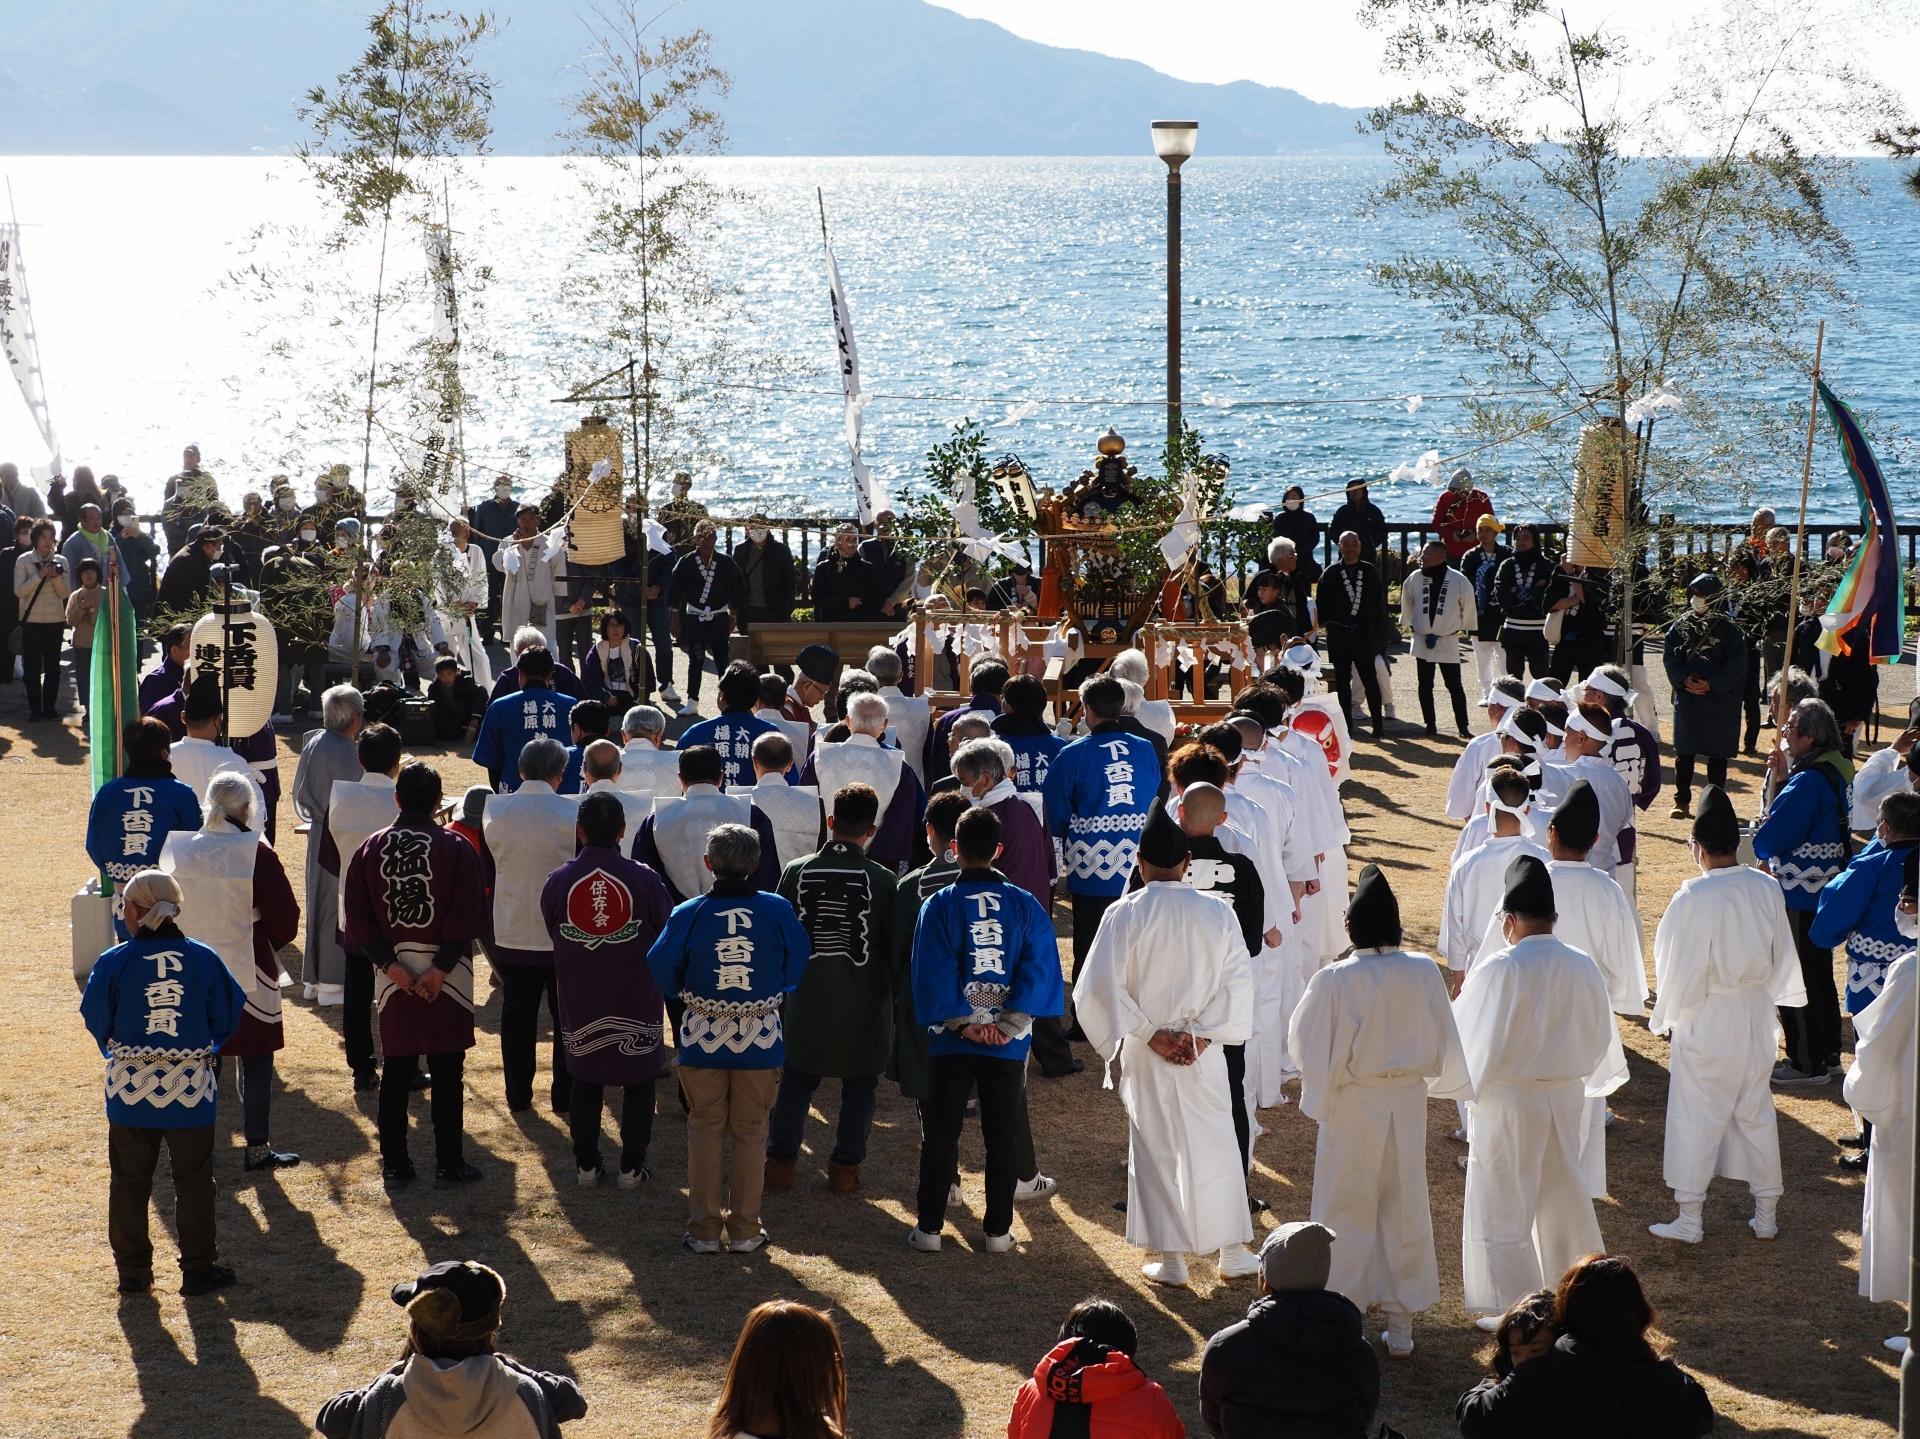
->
xmin=678 ymin=1065 xmax=780 ymax=1243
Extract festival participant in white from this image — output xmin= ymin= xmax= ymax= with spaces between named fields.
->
xmin=327 ymin=723 xmax=405 ymax=1089
xmin=1844 ymin=849 xmax=1917 ymax=1353
xmin=1399 ymin=539 xmax=1478 ymax=739
xmin=1850 ymin=722 xmax=1920 ymax=830
xmin=616 ymin=704 xmax=681 ymax=798
xmin=804 ymin=691 xmax=925 ymax=873
xmin=630 ymin=746 xmax=780 ymax=903
xmin=867 ymin=646 xmax=930 ymax=785
xmin=1648 ymin=786 xmax=1806 ymax=1245
xmin=578 ymin=738 xmax=651 ymax=841
xmin=1456 ymin=854 xmax=1624 ymax=1329
xmin=434 ymin=517 xmax=493 ymax=689
xmin=1075 ymin=799 xmax=1259 ymax=1286
xmin=494 ymin=503 xmax=565 ymax=652
xmin=1446 ymin=677 xmax=1526 ymax=822
xmin=1533 ymin=701 xmax=1634 ymax=875
xmin=481 ymin=736 xmax=582 ymax=1116
xmin=169 ymin=673 xmax=268 ymax=819
xmin=1289 ymin=864 xmax=1471 ymax=1358
xmin=747 ymin=732 xmax=825 ymax=871
xmin=1440 ymin=769 xmax=1548 ymax=990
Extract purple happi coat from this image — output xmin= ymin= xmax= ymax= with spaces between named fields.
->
xmin=539 ymin=845 xmax=674 ymax=1086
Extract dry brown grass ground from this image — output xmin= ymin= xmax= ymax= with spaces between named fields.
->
xmin=0 ymin=658 xmax=1908 ymax=1438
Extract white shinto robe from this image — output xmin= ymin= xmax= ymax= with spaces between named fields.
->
xmin=436 ymin=540 xmax=493 ymax=689
xmin=1073 ymin=881 xmax=1255 ymax=1256
xmin=748 ymin=776 xmax=824 ymax=870
xmin=1533 ymin=754 xmax=1634 ymax=876
xmin=813 ymin=733 xmax=905 ymax=814
xmin=1440 ymin=833 xmax=1549 ymax=975
xmin=1289 ymin=946 xmax=1472 ymax=1313
xmin=1456 ymin=933 xmax=1624 ymax=1315
xmin=583 ymin=777 xmax=652 ymax=851
xmin=327 ymin=775 xmax=398 ymax=931
xmin=169 ymin=736 xmax=267 ymax=821
xmin=495 ymin=534 xmax=566 ymax=651
xmin=161 ymin=822 xmax=274 ymax=1028
xmin=482 ymin=785 xmax=581 ymax=953
xmin=1650 ymin=865 xmax=1806 ymax=1199
xmin=1447 ymin=730 xmax=1503 ymax=822
xmin=1846 ymin=950 xmax=1916 ymax=1305
xmin=878 ymin=685 xmax=932 ymax=785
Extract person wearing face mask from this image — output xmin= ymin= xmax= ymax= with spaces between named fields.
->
xmin=1328 ymin=479 xmax=1387 ymax=571
xmin=229 ymin=491 xmax=276 ymax=574
xmin=269 ymin=479 xmax=301 ymax=537
xmin=1270 ymin=485 xmax=1323 ymax=582
xmin=468 ymin=474 xmax=515 ymax=642
xmin=730 ymin=513 xmax=796 ymax=628
xmin=810 ymin=524 xmax=873 ymax=623
xmin=1431 ymin=467 xmax=1494 ymax=560
xmin=1647 ymin=786 xmax=1805 ymax=1245
xmin=657 ymin=471 xmax=710 ymax=551
xmin=1661 ymin=572 xmax=1747 ymax=818
xmin=109 ymin=500 xmax=161 ymax=638
xmin=1400 ymin=540 xmax=1477 ymax=740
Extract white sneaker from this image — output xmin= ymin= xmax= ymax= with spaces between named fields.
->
xmin=575 ymin=1166 xmax=602 ymax=1188
xmin=727 ymin=1230 xmax=769 ymax=1254
xmin=1142 ymin=1252 xmax=1190 ymax=1287
xmin=677 ymin=701 xmax=698 ymax=717
xmin=617 ymin=1166 xmax=649 ymax=1189
xmin=948 ymin=1182 xmax=962 ymax=1206
xmin=659 ymin=684 xmax=684 ymax=709
xmin=1013 ymin=1174 xmax=1058 ymax=1201
xmin=1887 ymin=1335 xmax=1911 ymax=1354
xmin=682 ymin=1234 xmax=723 ymax=1255
xmin=981 ymin=1231 xmax=1015 ymax=1254
xmin=1473 ymin=1314 xmax=1503 ymax=1332
xmin=908 ymin=1227 xmax=943 ymax=1252
xmin=1216 ymin=1244 xmax=1260 ymax=1279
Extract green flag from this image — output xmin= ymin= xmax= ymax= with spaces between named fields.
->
xmin=88 ymin=552 xmax=139 ymax=801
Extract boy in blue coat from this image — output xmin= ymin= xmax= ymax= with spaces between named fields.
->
xmin=79 ymin=869 xmax=247 ymax=1295
xmin=646 ymin=823 xmax=810 ymax=1255
xmin=909 ymin=805 xmax=1065 ymax=1253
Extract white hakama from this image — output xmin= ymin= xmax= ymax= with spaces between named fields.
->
xmin=1846 ymin=951 xmax=1916 ymax=1305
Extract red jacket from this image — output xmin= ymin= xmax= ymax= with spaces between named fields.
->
xmin=1433 ymin=488 xmax=1495 ymax=558
xmin=1008 ymin=1339 xmax=1186 ymax=1439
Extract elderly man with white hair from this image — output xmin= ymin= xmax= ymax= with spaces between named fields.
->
xmin=292 ymin=684 xmax=365 ymax=1002
xmin=617 ymin=703 xmax=680 ymax=798
xmin=482 ymin=736 xmax=582 ymax=1115
xmin=1109 ymin=649 xmax=1176 ymax=753
xmin=804 ymin=690 xmax=926 ymax=873
xmin=748 ymin=731 xmax=825 ymax=871
xmin=487 ymin=624 xmax=584 ymax=702
xmin=161 ymin=771 xmax=304 ymax=1173
xmin=866 ymin=645 xmax=930 ymax=784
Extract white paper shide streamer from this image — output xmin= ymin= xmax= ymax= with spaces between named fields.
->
xmin=1625 ymin=383 xmax=1685 ymax=428
xmin=1158 ymin=479 xmax=1204 ymax=570
xmin=1388 ymin=448 xmax=1443 ymax=486
xmin=822 ymin=204 xmax=892 ymax=526
xmin=0 ymin=222 xmax=60 ymax=476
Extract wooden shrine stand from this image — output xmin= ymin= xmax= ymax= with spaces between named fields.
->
xmin=1138 ymin=620 xmax=1253 ymax=726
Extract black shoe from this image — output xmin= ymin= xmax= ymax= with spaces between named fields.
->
xmin=383 ymin=1161 xmax=417 ymax=1189
xmin=410 ymin=1069 xmax=432 ymax=1092
xmin=550 ymin=1092 xmax=572 ymax=1117
xmin=435 ymin=1162 xmax=483 ymax=1186
xmin=1839 ymin=1151 xmax=1869 ymax=1171
xmin=1425 ymin=725 xmax=1439 ymax=739
xmin=352 ymin=1068 xmax=379 ymax=1093
xmin=1840 ymin=1132 xmax=1870 ymax=1150
xmin=180 ymin=1264 xmax=237 ymax=1297
xmin=243 ymin=1146 xmax=301 ymax=1172
xmin=117 ymin=1271 xmax=153 ymax=1295
xmin=1064 ymin=1023 xmax=1090 ymax=1044
xmin=1038 ymin=1058 xmax=1085 ymax=1079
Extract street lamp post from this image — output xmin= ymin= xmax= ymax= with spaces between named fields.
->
xmin=1152 ymin=120 xmax=1198 ymax=457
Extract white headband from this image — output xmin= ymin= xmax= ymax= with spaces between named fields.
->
xmin=1480 ymin=686 xmax=1524 ymax=710
xmin=1581 ymin=671 xmax=1630 ymax=701
xmin=1567 ymin=710 xmax=1613 ymax=747
xmin=1497 ymin=710 xmax=1544 ymax=751
xmin=1524 ymin=677 xmax=1563 ymax=704
xmin=1484 ymin=777 xmax=1533 ymax=818
xmin=136 ymin=899 xmax=179 ymax=931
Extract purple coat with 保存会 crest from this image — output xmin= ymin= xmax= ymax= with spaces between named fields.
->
xmin=539 ymin=845 xmax=675 ymax=1086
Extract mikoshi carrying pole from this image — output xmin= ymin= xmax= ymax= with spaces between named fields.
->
xmin=1779 ymin=319 xmax=1825 ymax=726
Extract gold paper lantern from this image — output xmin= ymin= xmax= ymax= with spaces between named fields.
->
xmin=565 ymin=415 xmax=626 ymax=567
xmin=1571 ymin=418 xmax=1632 ymax=568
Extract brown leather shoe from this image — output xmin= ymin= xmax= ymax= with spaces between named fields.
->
xmin=764 ymin=1157 xmax=795 ymax=1192
xmin=828 ymin=1161 xmax=861 ymax=1194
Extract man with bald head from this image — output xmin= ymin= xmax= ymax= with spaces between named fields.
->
xmin=1314 ymin=530 xmax=1387 ymax=739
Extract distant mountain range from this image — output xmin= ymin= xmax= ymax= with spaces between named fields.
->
xmin=1 ymin=0 xmax=1371 ymax=155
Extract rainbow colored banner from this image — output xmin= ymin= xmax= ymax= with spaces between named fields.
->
xmin=1815 ymin=379 xmax=1905 ymax=663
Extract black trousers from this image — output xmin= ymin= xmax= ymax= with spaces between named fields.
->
xmin=1415 ymin=658 xmax=1471 ymax=734
xmin=378 ymin=1051 xmax=465 ymax=1170
xmin=569 ymin=1078 xmax=657 ymax=1175
xmin=679 ymin=616 xmax=731 ymax=702
xmin=1671 ymin=753 xmax=1729 ymax=808
xmin=1740 ymin=654 xmax=1762 ymax=748
xmin=108 ymin=1123 xmax=216 ymax=1280
xmin=496 ymin=961 xmax=571 ymax=1112
xmin=345 ymin=948 xmax=375 ymax=1077
xmin=1500 ymin=627 xmax=1552 ymax=680
xmin=20 ymin=620 xmax=61 ymax=715
xmin=1328 ymin=640 xmax=1383 ymax=733
xmin=917 ymin=1052 xmax=1024 ymax=1238
xmin=1782 ymin=907 xmax=1843 ymax=1075
xmin=1223 ymin=1043 xmax=1251 ymax=1176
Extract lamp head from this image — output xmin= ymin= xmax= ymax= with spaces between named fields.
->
xmin=1151 ymin=120 xmax=1198 ymax=170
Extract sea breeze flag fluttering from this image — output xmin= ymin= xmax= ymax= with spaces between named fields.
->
xmin=1814 ymin=379 xmax=1905 ymax=663
xmin=822 ymin=216 xmax=891 ymax=526
xmin=88 ymin=551 xmax=139 ymax=806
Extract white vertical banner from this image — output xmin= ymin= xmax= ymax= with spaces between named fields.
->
xmin=416 ymin=223 xmax=460 ymax=496
xmin=0 ymin=223 xmax=61 ymax=475
xmin=821 ymin=199 xmax=890 ymax=526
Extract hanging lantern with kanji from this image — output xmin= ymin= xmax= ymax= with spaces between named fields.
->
xmin=188 ymin=590 xmax=278 ymax=739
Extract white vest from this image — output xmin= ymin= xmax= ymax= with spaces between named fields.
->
xmin=880 ymin=688 xmax=931 ymax=783
xmin=749 ymin=779 xmax=824 ymax=871
xmin=327 ymin=775 xmax=398 ymax=928
xmin=160 ymin=828 xmax=260 ymax=997
xmin=483 ymin=786 xmax=582 ymax=952
xmin=813 ymin=733 xmax=905 ymax=814
xmin=617 ymin=742 xmax=683 ymax=799
xmin=651 ymin=789 xmax=751 ymax=898
xmin=170 ymin=737 xmax=266 ymax=818
xmin=584 ymin=779 xmax=652 ymax=851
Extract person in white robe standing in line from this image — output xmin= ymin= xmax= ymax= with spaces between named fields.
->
xmin=1074 ymin=800 xmax=1260 ymax=1289
xmin=1532 ymin=702 xmax=1634 ymax=875
xmin=435 ymin=518 xmax=493 ymax=690
xmin=1289 ymin=863 xmax=1471 ymax=1358
xmin=1648 ymin=785 xmax=1807 ymax=1245
xmin=1445 ymin=676 xmax=1526 ymax=822
xmin=1844 ymin=847 xmax=1917 ymax=1353
xmin=867 ymin=647 xmax=930 ymax=787
xmin=1441 ymin=769 xmax=1548 ymax=993
xmin=1456 ymin=853 xmax=1624 ymax=1330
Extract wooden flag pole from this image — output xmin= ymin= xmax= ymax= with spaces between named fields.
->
xmin=1778 ymin=320 xmax=1825 ymax=726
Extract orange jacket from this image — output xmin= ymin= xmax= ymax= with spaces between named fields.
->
xmin=1007 ymin=1338 xmax=1186 ymax=1439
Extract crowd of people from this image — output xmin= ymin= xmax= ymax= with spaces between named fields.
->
xmin=49 ymin=446 xmax=1912 ymax=1437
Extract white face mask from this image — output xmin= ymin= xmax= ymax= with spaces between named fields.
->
xmin=746 ymin=527 xmax=769 ymax=543
xmin=1283 ymin=497 xmax=1302 ymax=511
xmin=1690 ymin=595 xmax=1709 ymax=615
xmin=1897 ymin=907 xmax=1920 ymax=941
xmin=299 ymin=527 xmax=317 ymax=543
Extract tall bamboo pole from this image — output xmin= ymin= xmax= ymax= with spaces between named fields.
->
xmin=1778 ymin=320 xmax=1826 ymax=726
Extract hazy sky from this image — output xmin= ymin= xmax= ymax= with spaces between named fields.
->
xmin=930 ymin=0 xmax=1920 ymax=113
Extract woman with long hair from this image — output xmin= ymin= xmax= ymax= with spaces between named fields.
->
xmin=709 ymin=1301 xmax=848 ymax=1439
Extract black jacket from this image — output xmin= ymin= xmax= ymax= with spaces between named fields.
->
xmin=1456 ymin=1333 xmax=1713 ymax=1439
xmin=1272 ymin=506 xmax=1323 ymax=574
xmin=860 ymin=536 xmax=911 ymax=610
xmin=811 ymin=552 xmax=875 ymax=622
xmin=1494 ymin=549 xmax=1557 ymax=629
xmin=1328 ymin=498 xmax=1388 ymax=562
xmin=668 ymin=549 xmax=745 ymax=617
xmin=1315 ymin=560 xmax=1389 ymax=654
xmin=1795 ymin=615 xmax=1879 ymax=727
xmin=732 ymin=537 xmax=797 ymax=620
xmin=1199 ymin=1289 xmax=1380 ymax=1439
xmin=1460 ymin=543 xmax=1511 ymax=641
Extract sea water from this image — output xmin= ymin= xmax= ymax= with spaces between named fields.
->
xmin=1 ymin=154 xmax=1913 ymax=523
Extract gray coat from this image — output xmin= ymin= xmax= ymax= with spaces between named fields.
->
xmin=291 ymin=726 xmax=363 ymax=987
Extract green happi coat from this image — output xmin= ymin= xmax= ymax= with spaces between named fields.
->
xmin=777 ymin=840 xmax=899 ymax=1078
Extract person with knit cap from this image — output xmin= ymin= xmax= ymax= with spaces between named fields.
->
xmin=1289 ymin=863 xmax=1471 ymax=1358
xmin=1006 ymin=1298 xmax=1185 ymax=1439
xmin=1076 ymin=798 xmax=1258 ymax=1288
xmin=1456 ymin=854 xmax=1625 ymax=1329
xmin=1198 ymin=1221 xmax=1381 ymax=1438
xmin=1648 ymin=785 xmax=1805 ymax=1245
xmin=315 ymin=1260 xmax=587 ymax=1439
xmin=80 ymin=869 xmax=247 ymax=1295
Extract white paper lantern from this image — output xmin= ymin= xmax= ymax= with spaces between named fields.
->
xmin=188 ymin=595 xmax=279 ymax=738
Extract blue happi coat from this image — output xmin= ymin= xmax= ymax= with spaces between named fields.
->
xmin=1042 ymin=723 xmax=1162 ymax=897
xmin=911 ymin=872 xmax=1063 ymax=1062
xmin=472 ymin=683 xmax=578 ymax=792
xmin=1811 ymin=839 xmax=1919 ymax=1014
xmin=86 ymin=773 xmax=203 ymax=885
xmin=645 ymin=880 xmax=811 ymax=1070
xmin=1753 ymin=757 xmax=1853 ymax=912
xmin=992 ymin=715 xmax=1066 ymax=794
xmin=679 ymin=708 xmax=786 ymax=791
xmin=80 ymin=933 xmax=246 ymax=1128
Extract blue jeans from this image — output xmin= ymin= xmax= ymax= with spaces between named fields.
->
xmin=766 ymin=1070 xmax=879 ymax=1167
